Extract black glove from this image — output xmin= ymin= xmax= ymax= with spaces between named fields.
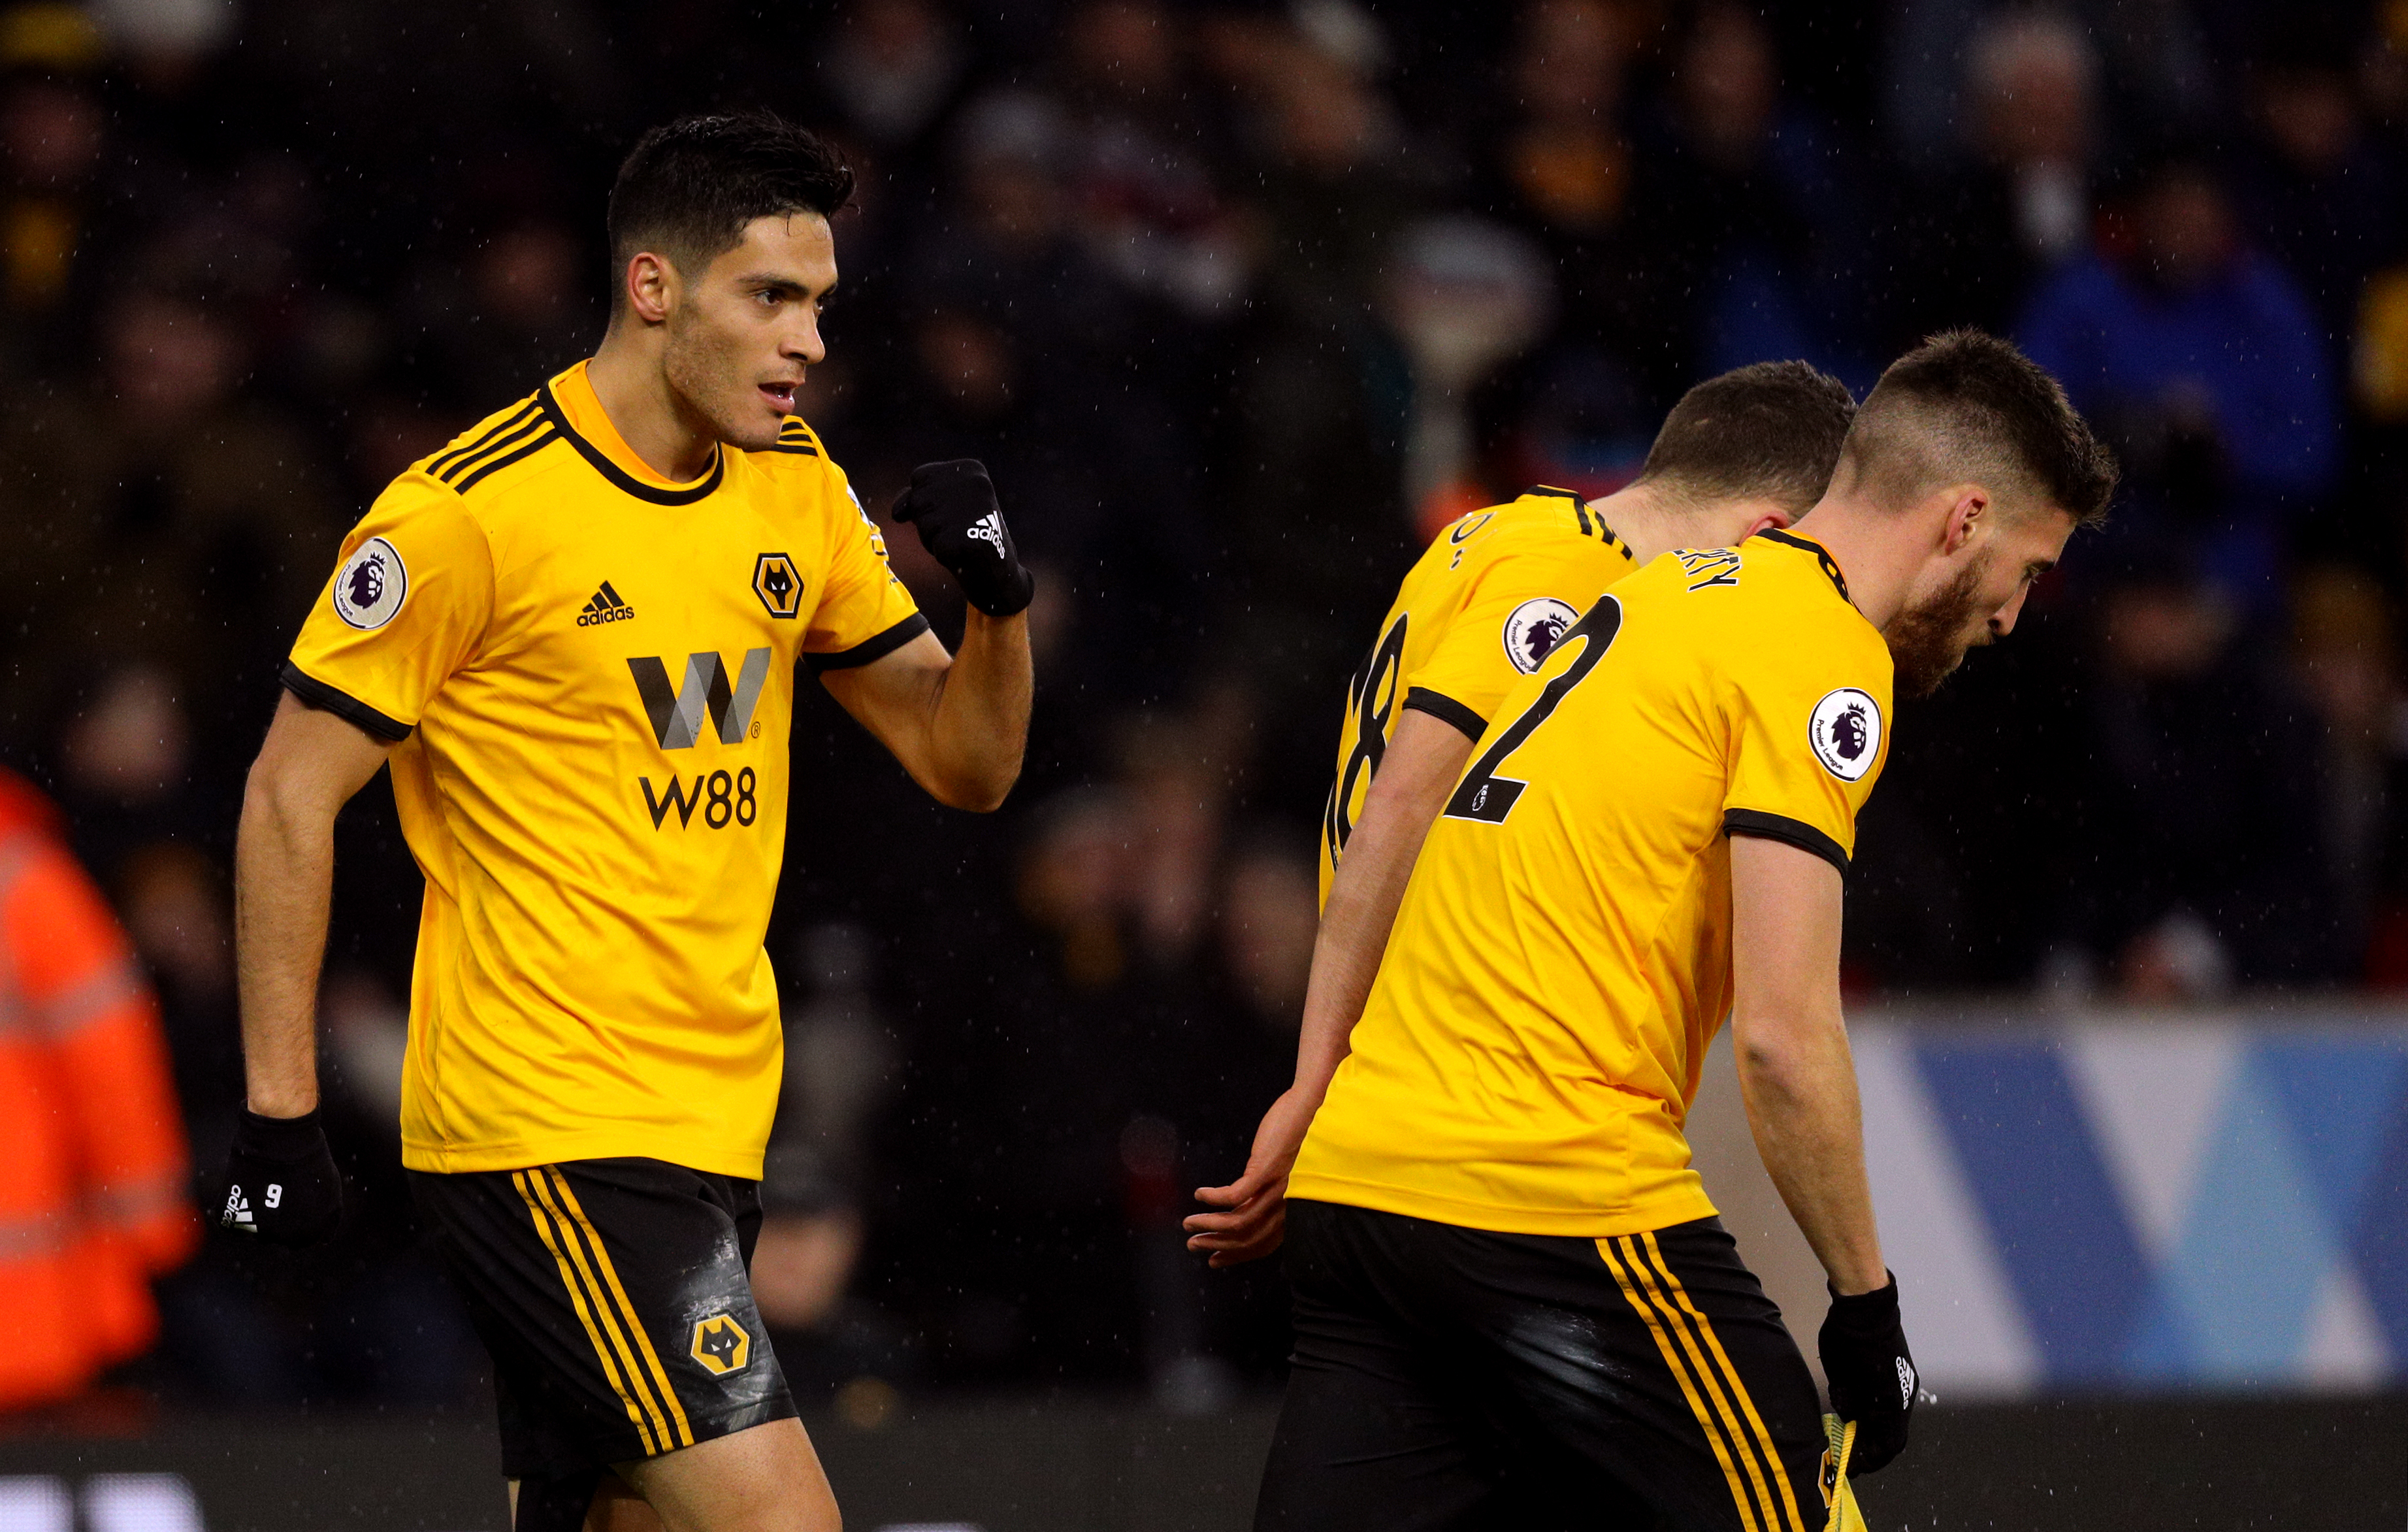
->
xmin=220 ymin=1108 xmax=344 ymax=1247
xmin=891 ymin=459 xmax=1035 ymax=617
xmin=1819 ymin=1273 xmax=1916 ymax=1475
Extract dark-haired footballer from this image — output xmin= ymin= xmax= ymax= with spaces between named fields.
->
xmin=1248 ymin=333 xmax=2116 ymax=1531
xmin=1189 ymin=361 xmax=1858 ymax=1270
xmin=221 ymin=114 xmax=1033 ymax=1531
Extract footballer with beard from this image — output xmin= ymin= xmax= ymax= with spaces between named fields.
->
xmin=1252 ymin=332 xmax=2116 ymax=1532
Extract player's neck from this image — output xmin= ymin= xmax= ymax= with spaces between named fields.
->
xmin=585 ymin=331 xmax=719 ymax=482
xmin=1584 ymin=482 xmax=1684 ymax=564
xmin=1785 ymin=495 xmax=1923 ymax=629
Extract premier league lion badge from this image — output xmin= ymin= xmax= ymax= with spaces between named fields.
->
xmin=1808 ymin=687 xmax=1882 ymax=781
xmin=332 ymin=536 xmax=408 ymax=630
xmin=1502 ymin=597 xmax=1580 ymax=675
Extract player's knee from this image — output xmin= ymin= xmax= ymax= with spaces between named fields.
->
xmin=586 ymin=1473 xmax=664 ymax=1532
xmin=626 ymin=1419 xmax=841 ymax=1532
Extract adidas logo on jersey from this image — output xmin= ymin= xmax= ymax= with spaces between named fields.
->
xmin=966 ymin=512 xmax=1007 ymax=556
xmin=578 ymin=581 xmax=635 ymax=627
xmin=222 ymin=1184 xmax=255 ymax=1230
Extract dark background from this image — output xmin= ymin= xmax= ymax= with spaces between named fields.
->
xmin=5 ymin=1395 xmax=2401 ymax=1531
xmin=5 ymin=0 xmax=2407 ymax=1416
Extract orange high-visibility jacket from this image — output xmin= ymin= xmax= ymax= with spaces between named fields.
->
xmin=0 ymin=768 xmax=197 ymax=1409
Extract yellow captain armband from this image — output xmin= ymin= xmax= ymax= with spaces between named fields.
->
xmin=1820 ymin=1414 xmax=1870 ymax=1532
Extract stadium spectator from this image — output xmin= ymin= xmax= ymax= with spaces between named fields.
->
xmin=2290 ymin=567 xmax=2407 ymax=983
xmin=417 ymin=219 xmax=602 ymax=412
xmin=811 ymin=0 xmax=969 ymax=174
xmin=0 ymin=765 xmax=194 ymax=1412
xmin=1211 ymin=20 xmax=1427 ymax=808
xmin=50 ymin=665 xmax=212 ymax=888
xmin=753 ymin=922 xmax=917 ymax=1400
xmin=2070 ymin=557 xmax=2333 ymax=994
xmin=2231 ymin=34 xmax=2405 ymax=359
xmin=2019 ymin=156 xmax=2336 ymax=602
xmin=113 ymin=843 xmax=240 ymax=1170
xmin=0 ymin=20 xmax=106 ymax=379
xmin=1899 ymin=12 xmax=2103 ymax=342
xmin=0 ymin=281 xmax=338 ymax=760
xmin=1883 ymin=0 xmax=2219 ymax=176
xmin=1482 ymin=0 xmax=1682 ymax=474
xmin=1382 ymin=215 xmax=1553 ymax=532
xmin=1053 ymin=0 xmax=1249 ymax=320
xmin=1661 ymin=0 xmax=1880 ymax=390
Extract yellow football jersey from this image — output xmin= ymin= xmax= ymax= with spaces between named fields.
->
xmin=285 ymin=361 xmax=923 ymax=1178
xmin=1319 ymin=487 xmax=1635 ymax=905
xmin=1290 ymin=530 xmax=1892 ymax=1236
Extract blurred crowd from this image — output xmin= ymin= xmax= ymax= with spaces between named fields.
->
xmin=5 ymin=0 xmax=2408 ymax=1410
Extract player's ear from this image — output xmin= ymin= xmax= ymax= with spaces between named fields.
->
xmin=1938 ymin=485 xmax=1987 ymax=556
xmin=623 ymin=252 xmax=674 ymax=325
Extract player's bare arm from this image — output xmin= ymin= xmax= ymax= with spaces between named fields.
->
xmin=817 ymin=456 xmax=1035 ymax=811
xmin=235 ymin=693 xmax=394 ymax=1121
xmin=1726 ymin=832 xmax=1885 ymax=1295
xmin=221 ymin=694 xmax=395 ymax=1245
xmin=1185 ymin=707 xmax=1472 ymax=1265
xmin=817 ymin=617 xmax=1032 ymax=813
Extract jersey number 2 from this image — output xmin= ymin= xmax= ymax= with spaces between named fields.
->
xmin=1442 ymin=595 xmax=1623 ymax=824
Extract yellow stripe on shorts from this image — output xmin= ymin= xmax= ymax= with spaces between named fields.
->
xmin=542 ymin=1167 xmax=695 ymax=1449
xmin=1599 ymin=1236 xmax=1768 ymax=1532
xmin=1636 ymin=1231 xmax=1807 ymax=1532
xmin=513 ymin=1169 xmax=663 ymax=1456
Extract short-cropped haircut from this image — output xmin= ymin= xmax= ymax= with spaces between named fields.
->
xmin=606 ymin=112 xmax=854 ymax=299
xmin=1838 ymin=329 xmax=2118 ymax=525
xmin=1633 ymin=361 xmax=1859 ymax=517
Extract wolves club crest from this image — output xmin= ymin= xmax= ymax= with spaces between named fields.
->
xmin=690 ymin=1312 xmax=753 ymax=1376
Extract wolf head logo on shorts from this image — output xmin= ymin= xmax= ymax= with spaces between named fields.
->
xmin=1808 ymin=687 xmax=1882 ymax=781
xmin=691 ymin=1312 xmax=752 ymax=1375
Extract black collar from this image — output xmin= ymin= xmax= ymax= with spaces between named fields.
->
xmin=1520 ymin=485 xmax=1623 ymax=553
xmin=1755 ymin=529 xmax=1851 ymax=604
xmin=539 ymin=382 xmax=724 ymax=506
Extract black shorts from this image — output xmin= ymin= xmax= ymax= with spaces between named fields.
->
xmin=410 ymin=1158 xmax=797 ymax=1483
xmin=1257 ymin=1201 xmax=1837 ymax=1532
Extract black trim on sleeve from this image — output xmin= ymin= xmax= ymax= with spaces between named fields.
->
xmin=804 ymin=613 xmax=932 ymax=675
xmin=281 ymin=662 xmax=412 ymax=742
xmin=1402 ymin=687 xmax=1488 ymax=742
xmin=1723 ymin=809 xmax=1849 ymax=876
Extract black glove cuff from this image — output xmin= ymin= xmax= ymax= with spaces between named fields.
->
xmin=237 ymin=1108 xmax=329 ymax=1161
xmin=968 ymin=563 xmax=1036 ymax=619
xmin=1825 ymin=1273 xmax=1900 ymax=1335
